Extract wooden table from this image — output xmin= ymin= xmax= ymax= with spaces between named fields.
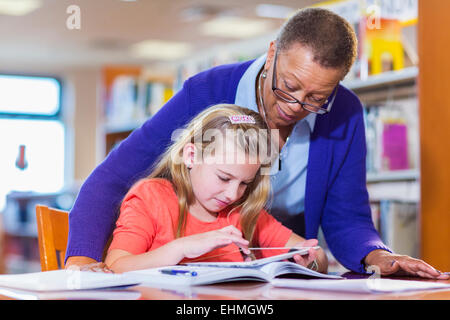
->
xmin=0 ymin=273 xmax=449 ymax=300
xmin=134 ymin=274 xmax=450 ymax=300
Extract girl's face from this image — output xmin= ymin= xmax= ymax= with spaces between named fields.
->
xmin=183 ymin=139 xmax=261 ymax=218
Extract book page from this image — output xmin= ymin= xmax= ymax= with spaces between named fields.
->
xmin=125 ymin=265 xmax=270 ymax=286
xmin=260 ymin=262 xmax=343 ymax=279
xmin=271 ymin=278 xmax=450 ymax=293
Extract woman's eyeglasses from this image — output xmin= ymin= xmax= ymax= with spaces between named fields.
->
xmin=271 ymin=50 xmax=338 ymax=115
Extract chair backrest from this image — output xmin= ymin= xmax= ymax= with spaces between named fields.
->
xmin=35 ymin=205 xmax=69 ymax=271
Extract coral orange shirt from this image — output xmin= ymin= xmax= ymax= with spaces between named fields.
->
xmin=108 ymin=178 xmax=293 ymax=263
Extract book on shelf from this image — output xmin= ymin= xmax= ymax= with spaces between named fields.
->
xmin=105 ymin=75 xmax=174 ymax=130
xmin=125 ymin=248 xmax=342 ymax=287
xmin=364 ymin=97 xmax=419 ymax=176
xmin=370 ymin=202 xmax=381 ymax=231
xmin=367 ymin=180 xmax=419 ymax=203
xmin=379 ymin=200 xmax=418 ymax=258
xmin=147 ymin=82 xmax=173 ymax=116
xmin=369 ymin=199 xmax=418 ymax=258
xmin=106 ymin=75 xmax=138 ymax=126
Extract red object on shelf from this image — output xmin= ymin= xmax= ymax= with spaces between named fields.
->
xmin=15 ymin=145 xmax=28 ymax=170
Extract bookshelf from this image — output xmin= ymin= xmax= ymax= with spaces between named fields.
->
xmin=343 ymin=67 xmax=420 ymax=185
xmin=101 ymin=66 xmax=175 ymax=156
xmin=366 ymin=169 xmax=419 ymax=183
xmin=356 ymin=67 xmax=420 ymax=263
xmin=343 ymin=66 xmax=418 ymax=91
xmin=104 ymin=118 xmax=148 ymax=157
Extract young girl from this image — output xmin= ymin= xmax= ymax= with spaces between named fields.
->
xmin=105 ymin=104 xmax=327 ymax=273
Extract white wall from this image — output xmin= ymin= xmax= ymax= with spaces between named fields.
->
xmin=63 ymin=68 xmax=103 ymax=185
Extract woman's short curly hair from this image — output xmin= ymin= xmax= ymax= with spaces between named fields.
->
xmin=276 ymin=7 xmax=358 ymax=76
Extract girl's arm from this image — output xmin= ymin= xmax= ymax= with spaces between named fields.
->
xmin=105 ymin=240 xmax=184 ymax=273
xmin=105 ymin=225 xmax=250 ymax=273
xmin=285 ymin=233 xmax=328 ymax=273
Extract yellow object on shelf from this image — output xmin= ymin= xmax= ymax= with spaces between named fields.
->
xmin=163 ymin=87 xmax=174 ymax=104
xmin=364 ymin=18 xmax=405 ymax=75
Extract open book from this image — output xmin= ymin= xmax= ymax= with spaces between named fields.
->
xmin=126 ymin=249 xmax=342 ymax=287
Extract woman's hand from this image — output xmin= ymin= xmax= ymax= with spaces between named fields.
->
xmin=65 ymin=256 xmax=113 ymax=273
xmin=364 ymin=249 xmax=450 ymax=279
xmin=176 ymin=225 xmax=250 ymax=260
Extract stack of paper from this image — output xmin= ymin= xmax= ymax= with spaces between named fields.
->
xmin=0 ymin=287 xmax=141 ymax=300
xmin=0 ymin=269 xmax=140 ymax=292
xmin=271 ymin=278 xmax=450 ymax=293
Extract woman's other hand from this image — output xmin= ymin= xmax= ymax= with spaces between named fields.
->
xmin=65 ymin=256 xmax=113 ymax=273
xmin=364 ymin=249 xmax=450 ymax=279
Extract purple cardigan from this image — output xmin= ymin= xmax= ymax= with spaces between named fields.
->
xmin=66 ymin=60 xmax=390 ymax=273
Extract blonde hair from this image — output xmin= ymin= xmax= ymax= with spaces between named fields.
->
xmin=148 ymin=104 xmax=277 ymax=247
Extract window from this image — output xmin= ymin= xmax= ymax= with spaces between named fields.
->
xmin=0 ymin=74 xmax=64 ymax=210
xmin=0 ymin=75 xmax=61 ymax=116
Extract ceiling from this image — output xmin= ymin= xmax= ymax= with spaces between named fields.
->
xmin=0 ymin=0 xmax=321 ymax=71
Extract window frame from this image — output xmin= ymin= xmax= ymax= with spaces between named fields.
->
xmin=0 ymin=72 xmax=63 ymax=119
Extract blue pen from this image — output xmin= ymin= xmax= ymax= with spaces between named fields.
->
xmin=160 ymin=269 xmax=198 ymax=276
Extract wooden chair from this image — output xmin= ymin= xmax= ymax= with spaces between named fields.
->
xmin=35 ymin=205 xmax=69 ymax=271
xmin=35 ymin=205 xmax=112 ymax=272
xmin=0 ymin=213 xmax=5 ymax=274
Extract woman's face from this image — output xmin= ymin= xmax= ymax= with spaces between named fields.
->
xmin=261 ymin=41 xmax=344 ymax=128
xmin=183 ymin=138 xmax=261 ymax=217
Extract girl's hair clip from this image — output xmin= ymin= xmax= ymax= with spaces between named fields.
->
xmin=229 ymin=115 xmax=256 ymax=124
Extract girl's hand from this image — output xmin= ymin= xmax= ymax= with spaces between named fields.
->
xmin=176 ymin=225 xmax=251 ymax=260
xmin=289 ymin=238 xmax=320 ymax=269
xmin=285 ymin=234 xmax=328 ymax=273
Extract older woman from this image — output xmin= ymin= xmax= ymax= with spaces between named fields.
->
xmin=66 ymin=7 xmax=448 ymax=279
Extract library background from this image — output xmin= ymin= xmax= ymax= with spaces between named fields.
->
xmin=0 ymin=0 xmax=449 ymax=275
